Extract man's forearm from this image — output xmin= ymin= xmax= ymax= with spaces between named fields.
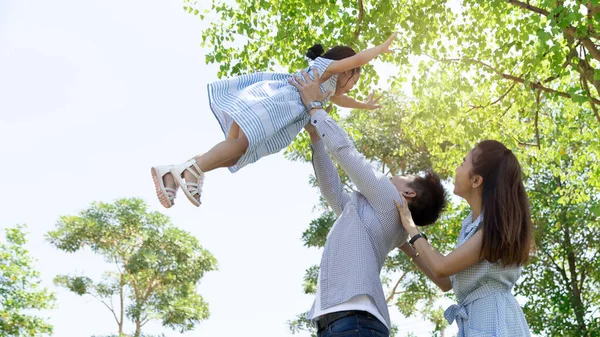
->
xmin=310 ymin=138 xmax=350 ymax=216
xmin=307 ymin=130 xmax=321 ymax=143
xmin=307 ymin=109 xmax=401 ymax=215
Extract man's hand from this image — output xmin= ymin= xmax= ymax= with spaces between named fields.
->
xmin=288 ymin=68 xmax=332 ymax=113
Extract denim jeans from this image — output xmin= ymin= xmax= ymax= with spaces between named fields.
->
xmin=317 ymin=312 xmax=389 ymax=337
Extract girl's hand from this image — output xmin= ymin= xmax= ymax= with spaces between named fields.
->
xmin=378 ymin=32 xmax=398 ymax=54
xmin=364 ymin=92 xmax=382 ymax=110
xmin=394 ymin=197 xmax=420 ymax=237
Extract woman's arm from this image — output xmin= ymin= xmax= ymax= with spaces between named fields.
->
xmin=399 ymin=243 xmax=453 ymax=292
xmin=395 ymin=199 xmax=484 ymax=278
xmin=325 ymin=33 xmax=396 ymax=75
xmin=329 ymin=93 xmax=382 ymax=110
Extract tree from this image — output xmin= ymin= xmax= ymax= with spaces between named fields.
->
xmin=514 ymin=104 xmax=600 ymax=337
xmin=46 ymin=198 xmax=218 ymax=337
xmin=188 ymin=0 xmax=600 ymax=123
xmin=189 ymin=0 xmax=600 ymax=335
xmin=0 ymin=225 xmax=55 ymax=337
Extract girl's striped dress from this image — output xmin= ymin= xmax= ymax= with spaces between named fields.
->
xmin=207 ymin=57 xmax=338 ymax=173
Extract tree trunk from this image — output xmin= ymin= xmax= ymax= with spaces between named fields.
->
xmin=564 ymin=225 xmax=588 ymax=335
xmin=134 ymin=319 xmax=141 ymax=337
xmin=119 ymin=274 xmax=124 ymax=335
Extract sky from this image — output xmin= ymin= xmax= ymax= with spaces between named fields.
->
xmin=0 ymin=0 xmax=458 ymax=336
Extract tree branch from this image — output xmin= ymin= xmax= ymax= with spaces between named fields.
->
xmin=508 ymin=0 xmax=600 ymax=40
xmin=386 ymin=272 xmax=407 ymax=303
xmin=581 ymin=70 xmax=600 ymax=123
xmin=542 ymin=58 xmax=572 ymax=84
xmin=591 ymin=8 xmax=600 ymax=18
xmin=587 ymin=1 xmax=595 ymax=34
xmin=352 ymin=0 xmax=364 ymax=41
xmin=507 ymin=0 xmax=549 ymax=16
xmin=468 ymin=82 xmax=517 ymax=111
xmin=425 ymin=54 xmax=600 ymax=105
xmin=591 ymin=3 xmax=600 ymax=16
xmin=89 ymin=292 xmax=121 ymax=328
xmin=579 ymin=268 xmax=586 ymax=294
xmin=565 ymin=30 xmax=600 ymax=61
xmin=542 ymin=248 xmax=569 ymax=285
xmin=535 ymin=91 xmax=541 ymax=148
xmin=564 ymin=224 xmax=588 ymax=332
xmin=142 ymin=277 xmax=160 ymax=302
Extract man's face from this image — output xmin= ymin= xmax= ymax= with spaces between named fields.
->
xmin=390 ymin=175 xmax=417 ymax=200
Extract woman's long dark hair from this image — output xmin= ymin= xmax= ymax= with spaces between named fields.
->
xmin=306 ymin=44 xmax=361 ymax=80
xmin=471 ymin=140 xmax=533 ymax=266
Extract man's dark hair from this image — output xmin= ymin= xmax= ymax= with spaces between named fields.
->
xmin=407 ymin=170 xmax=448 ymax=226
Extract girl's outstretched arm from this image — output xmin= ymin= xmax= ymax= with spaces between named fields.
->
xmin=326 ymin=32 xmax=397 ymax=75
xmin=329 ymin=93 xmax=382 ymax=110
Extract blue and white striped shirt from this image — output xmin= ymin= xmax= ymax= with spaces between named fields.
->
xmin=307 ymin=109 xmax=408 ymax=328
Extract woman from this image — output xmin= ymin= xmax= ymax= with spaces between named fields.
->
xmin=395 ymin=140 xmax=532 ymax=336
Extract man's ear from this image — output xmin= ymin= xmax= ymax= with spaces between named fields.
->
xmin=472 ymin=175 xmax=483 ymax=189
xmin=401 ymin=190 xmax=416 ymax=199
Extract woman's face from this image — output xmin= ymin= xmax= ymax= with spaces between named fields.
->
xmin=334 ymin=70 xmax=360 ymax=95
xmin=454 ymin=149 xmax=475 ymax=198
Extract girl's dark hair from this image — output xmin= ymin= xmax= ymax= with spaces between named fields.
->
xmin=471 ymin=140 xmax=533 ymax=266
xmin=306 ymin=44 xmax=361 ymax=78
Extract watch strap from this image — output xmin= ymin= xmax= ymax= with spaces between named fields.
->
xmin=409 ymin=232 xmax=428 ymax=246
xmin=307 ymin=100 xmax=323 ymax=110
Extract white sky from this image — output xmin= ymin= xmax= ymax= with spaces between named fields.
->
xmin=0 ymin=0 xmax=458 ymax=336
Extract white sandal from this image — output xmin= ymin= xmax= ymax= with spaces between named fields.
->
xmin=151 ymin=165 xmax=178 ymax=208
xmin=170 ymin=159 xmax=204 ymax=207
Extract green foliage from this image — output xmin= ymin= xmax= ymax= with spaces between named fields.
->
xmin=515 ymin=108 xmax=600 ymax=337
xmin=46 ymin=198 xmax=218 ymax=337
xmin=192 ymin=0 xmax=600 ymax=335
xmin=0 ymin=225 xmax=55 ymax=337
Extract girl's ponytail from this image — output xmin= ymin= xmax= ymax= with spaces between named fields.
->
xmin=306 ymin=44 xmax=325 ymax=60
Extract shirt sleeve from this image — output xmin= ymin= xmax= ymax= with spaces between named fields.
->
xmin=309 ymin=109 xmax=402 ymax=216
xmin=310 ymin=139 xmax=351 ymax=216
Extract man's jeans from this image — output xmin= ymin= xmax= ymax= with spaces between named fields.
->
xmin=317 ymin=311 xmax=389 ymax=337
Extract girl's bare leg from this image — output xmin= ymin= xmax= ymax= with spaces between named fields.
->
xmin=182 ymin=121 xmax=248 ymax=182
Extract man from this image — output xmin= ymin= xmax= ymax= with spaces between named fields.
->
xmin=288 ymin=70 xmax=448 ymax=337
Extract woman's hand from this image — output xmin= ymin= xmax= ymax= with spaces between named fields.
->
xmin=394 ymin=196 xmax=420 ymax=237
xmin=363 ymin=92 xmax=382 ymax=110
xmin=377 ymin=32 xmax=397 ymax=54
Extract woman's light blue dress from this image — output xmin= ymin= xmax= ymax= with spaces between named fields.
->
xmin=207 ymin=57 xmax=337 ymax=172
xmin=445 ymin=213 xmax=531 ymax=336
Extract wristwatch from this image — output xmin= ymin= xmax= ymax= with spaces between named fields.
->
xmin=409 ymin=232 xmax=428 ymax=247
xmin=307 ymin=100 xmax=323 ymax=111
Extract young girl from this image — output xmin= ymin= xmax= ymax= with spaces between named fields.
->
xmin=151 ymin=33 xmax=397 ymax=208
xmin=395 ymin=140 xmax=533 ymax=337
